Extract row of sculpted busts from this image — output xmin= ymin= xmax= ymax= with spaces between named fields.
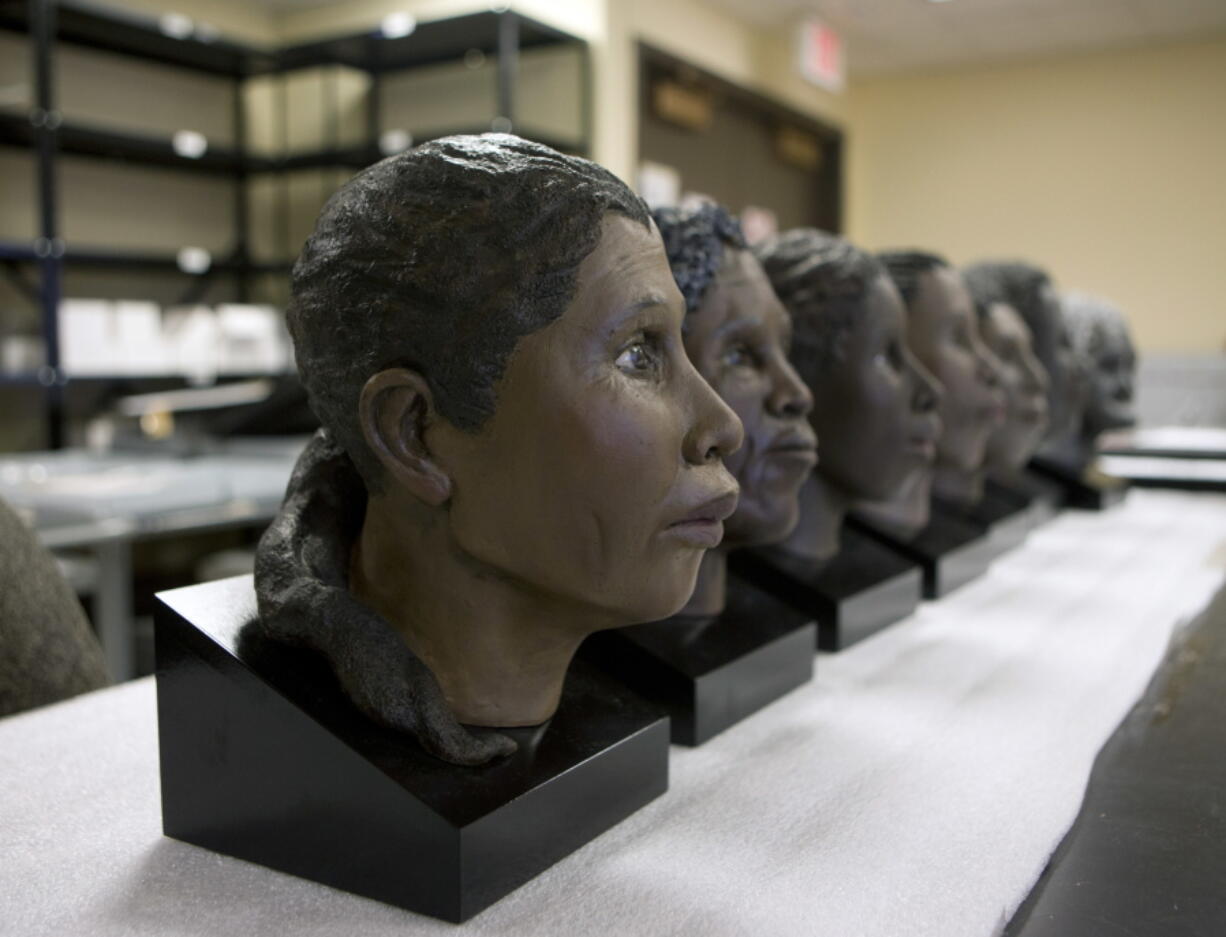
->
xmin=254 ymin=132 xmax=1137 ymax=767
xmin=649 ymin=203 xmax=817 ymax=625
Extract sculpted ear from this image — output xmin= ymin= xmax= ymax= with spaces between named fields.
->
xmin=358 ymin=368 xmax=452 ymax=506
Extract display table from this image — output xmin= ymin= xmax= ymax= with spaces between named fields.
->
xmin=3 ymin=490 xmax=1225 ymax=937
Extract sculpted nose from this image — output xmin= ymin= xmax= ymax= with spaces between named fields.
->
xmin=907 ymin=349 xmax=943 ymax=413
xmin=976 ymin=344 xmax=1003 ymax=390
xmin=1024 ymin=355 xmax=1050 ymax=395
xmin=767 ymin=355 xmax=813 ymax=421
xmin=684 ymin=369 xmax=743 ymax=465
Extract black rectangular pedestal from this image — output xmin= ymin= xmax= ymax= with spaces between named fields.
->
xmin=581 ymin=578 xmax=815 ymax=746
xmin=1030 ymin=457 xmax=1129 ymax=510
xmin=849 ymin=510 xmax=994 ymax=599
xmin=1095 ymin=454 xmax=1226 ymax=492
xmin=731 ymin=527 xmax=922 ymax=651
xmin=154 ymin=576 xmax=670 ymax=923
xmin=934 ymin=491 xmax=1031 ymax=560
xmin=989 ymin=476 xmax=1061 ymax=531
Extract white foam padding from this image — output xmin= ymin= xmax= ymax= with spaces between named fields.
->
xmin=3 ymin=489 xmax=1225 ymax=936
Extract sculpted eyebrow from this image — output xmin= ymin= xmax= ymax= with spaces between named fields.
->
xmin=607 ymin=294 xmax=672 ymax=334
xmin=714 ymin=311 xmax=768 ymax=340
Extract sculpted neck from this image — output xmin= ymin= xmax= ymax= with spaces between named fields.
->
xmin=349 ymin=489 xmax=611 ymax=728
xmin=775 ymin=472 xmax=849 ymax=564
xmin=676 ymin=547 xmax=727 ymax=618
xmin=1036 ymin=429 xmax=1094 ymax=473
xmin=931 ymin=460 xmax=986 ymax=507
xmin=853 ymin=468 xmax=933 ymax=540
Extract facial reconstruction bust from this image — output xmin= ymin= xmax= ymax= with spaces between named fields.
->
xmin=965 ymin=286 xmax=1050 ymax=473
xmin=963 ymin=261 xmax=1084 ymax=449
xmin=754 ymin=229 xmax=941 ymax=559
xmin=1061 ymin=292 xmax=1137 ymax=441
xmin=652 ymin=203 xmax=816 ymax=616
xmin=881 ymin=252 xmax=1005 ymax=506
xmin=255 ymin=134 xmax=742 ymax=765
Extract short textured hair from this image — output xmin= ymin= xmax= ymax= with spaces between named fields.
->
xmin=962 ymin=261 xmax=1054 ymax=337
xmin=878 ymin=250 xmax=951 ymax=307
xmin=288 ymin=133 xmax=650 ymax=488
xmin=753 ymin=228 xmax=885 ymax=381
xmin=651 ymin=202 xmax=746 ymax=316
xmin=1061 ymin=292 xmax=1132 ymax=363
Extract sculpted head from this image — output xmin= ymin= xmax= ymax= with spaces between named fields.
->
xmin=881 ymin=252 xmax=1004 ymax=502
xmin=756 ymin=230 xmax=941 ymax=505
xmin=964 ymin=282 xmax=1049 ymax=472
xmin=653 ymin=203 xmax=816 ymax=549
xmin=964 ymin=261 xmax=1084 ymax=443
xmin=1061 ymin=292 xmax=1137 ymax=440
xmin=288 ymin=134 xmax=742 ymax=729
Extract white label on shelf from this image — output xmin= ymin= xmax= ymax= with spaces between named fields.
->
xmin=176 ymin=246 xmax=212 ymax=274
xmin=158 ymin=13 xmax=194 ymax=40
xmin=172 ymin=130 xmax=209 ymax=159
xmin=379 ymin=129 xmax=413 ymax=155
xmin=380 ymin=12 xmax=417 ymax=39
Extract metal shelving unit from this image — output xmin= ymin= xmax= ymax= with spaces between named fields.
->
xmin=0 ymin=0 xmax=592 ymax=447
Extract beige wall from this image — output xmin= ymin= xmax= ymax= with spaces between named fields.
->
xmin=847 ymin=36 xmax=1226 ymax=355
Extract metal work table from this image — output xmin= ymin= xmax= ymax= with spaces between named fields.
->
xmin=0 ymin=437 xmax=306 ymax=679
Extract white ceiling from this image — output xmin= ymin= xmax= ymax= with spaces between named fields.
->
xmin=704 ymin=0 xmax=1226 ymax=75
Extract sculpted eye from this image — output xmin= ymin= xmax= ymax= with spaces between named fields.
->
xmin=876 ymin=341 xmax=904 ymax=372
xmin=720 ymin=342 xmax=759 ymax=370
xmin=615 ymin=339 xmax=658 ymax=375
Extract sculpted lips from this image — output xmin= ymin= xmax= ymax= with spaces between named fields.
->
xmin=907 ymin=415 xmax=941 ymax=462
xmin=663 ymin=489 xmax=739 ymax=548
xmin=763 ymin=427 xmax=818 ymax=469
xmin=1017 ymin=403 xmax=1047 ymax=424
xmin=982 ymin=401 xmax=1007 ymax=425
xmin=765 ymin=424 xmax=814 ymax=458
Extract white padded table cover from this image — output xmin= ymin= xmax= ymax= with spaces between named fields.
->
xmin=3 ymin=489 xmax=1225 ymax=937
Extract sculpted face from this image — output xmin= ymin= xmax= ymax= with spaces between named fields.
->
xmin=1029 ymin=282 xmax=1085 ymax=441
xmin=980 ymin=301 xmax=1049 ymax=470
xmin=682 ymin=248 xmax=816 ymax=546
xmin=427 ymin=214 xmax=743 ymax=625
xmin=906 ymin=267 xmax=1004 ymax=472
xmin=1082 ymin=324 xmax=1136 ymax=438
xmin=809 ymin=274 xmax=941 ymax=502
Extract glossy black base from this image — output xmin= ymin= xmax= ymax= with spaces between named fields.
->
xmin=934 ymin=490 xmax=1031 ymax=560
xmin=988 ymin=476 xmax=1061 ymax=530
xmin=1090 ymin=458 xmax=1226 ymax=493
xmin=154 ymin=576 xmax=670 ymax=923
xmin=581 ymin=578 xmax=815 ymax=745
xmin=1030 ymin=457 xmax=1129 ymax=510
xmin=732 ymin=527 xmax=922 ymax=651
xmin=849 ymin=510 xmax=994 ymax=600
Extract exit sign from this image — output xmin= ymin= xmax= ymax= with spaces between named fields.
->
xmin=798 ymin=17 xmax=845 ymax=93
